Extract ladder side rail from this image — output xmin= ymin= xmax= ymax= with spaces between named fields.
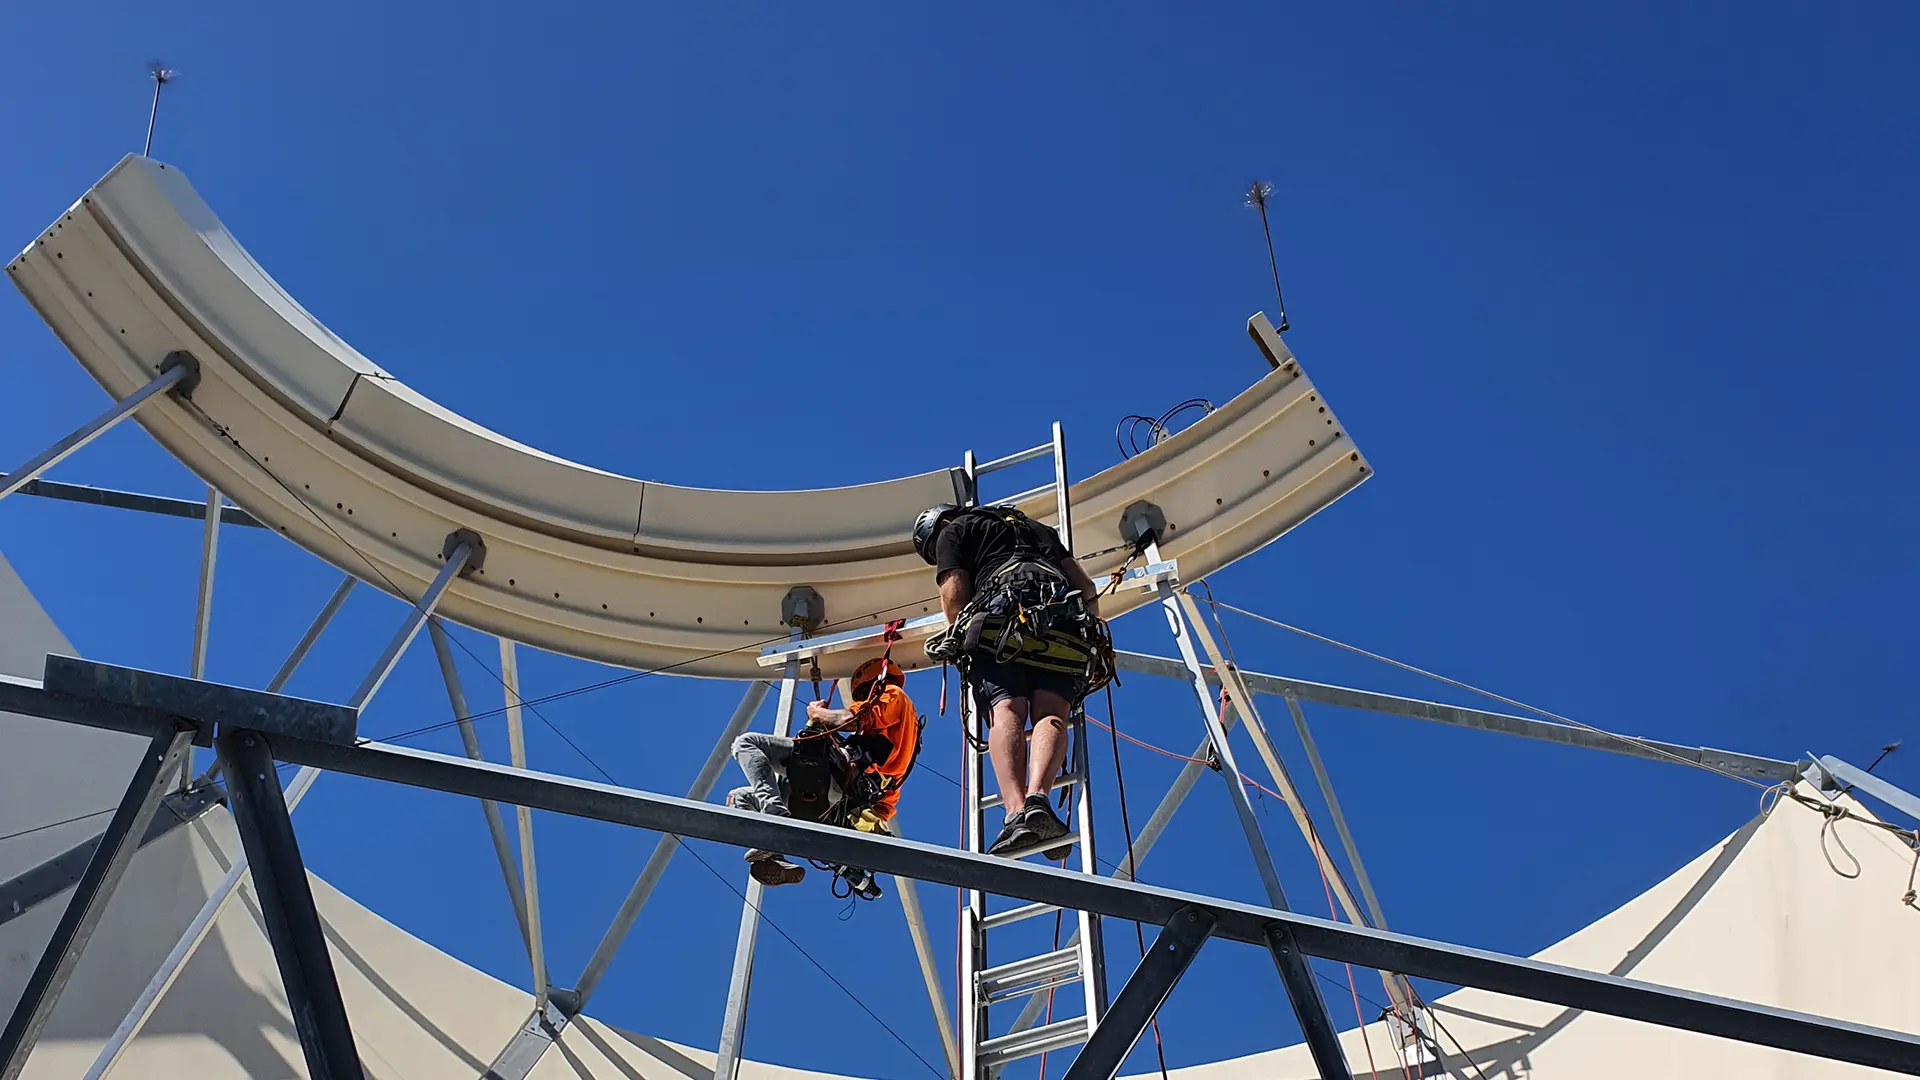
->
xmin=960 ymin=684 xmax=988 ymax=1080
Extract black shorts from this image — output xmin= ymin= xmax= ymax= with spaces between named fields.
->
xmin=970 ymin=657 xmax=1081 ymax=715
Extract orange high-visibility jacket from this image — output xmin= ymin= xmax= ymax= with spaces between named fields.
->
xmin=852 ymin=684 xmax=918 ymax=819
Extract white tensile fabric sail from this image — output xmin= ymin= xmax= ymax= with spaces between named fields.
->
xmin=1136 ymin=787 xmax=1920 ymax=1079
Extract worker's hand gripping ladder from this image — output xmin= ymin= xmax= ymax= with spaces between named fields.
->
xmin=957 ymin=425 xmax=1111 ymax=1079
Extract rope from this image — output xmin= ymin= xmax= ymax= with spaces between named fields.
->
xmin=1204 ymin=596 xmax=1773 ymax=791
xmin=1105 ymin=683 xmax=1172 ymax=1079
xmin=1312 ymin=846 xmax=1382 ymax=1080
xmin=1778 ymin=787 xmax=1920 ymax=900
xmin=1081 ymin=713 xmax=1288 ymax=803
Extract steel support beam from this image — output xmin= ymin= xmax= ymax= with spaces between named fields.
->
xmin=1174 ymin=591 xmax=1411 ymax=1018
xmin=270 ymin=576 xmax=356 ymax=694
xmin=82 ymin=770 xmax=320 ymax=1080
xmin=890 ymin=814 xmax=960 ymax=1079
xmin=0 ymin=476 xmax=267 ymax=528
xmin=1111 ymin=650 xmax=1800 ymax=782
xmin=83 ymin=581 xmax=357 ymax=1080
xmin=1062 ymin=906 xmax=1215 ymax=1080
xmin=1144 ymin=545 xmax=1350 ymax=1080
xmin=0 ymin=724 xmax=193 ymax=1080
xmin=475 ymin=682 xmax=778 ymax=1080
xmin=348 ymin=537 xmax=474 ymax=709
xmin=575 ymin=680 xmax=772 ymax=1005
xmin=250 ymin=734 xmax=1920 ymax=1075
xmin=0 ymin=360 xmax=191 ymax=504
xmin=714 ymin=650 xmax=800 ymax=1080
xmin=426 ymin=620 xmax=531 ymax=954
xmin=1281 ymin=692 xmax=1389 ymax=932
xmin=11 ymin=676 xmax=1920 ymax=1075
xmin=499 ymin=638 xmax=549 ymax=1008
xmin=1814 ymin=755 xmax=1920 ymax=826
xmin=179 ymin=485 xmax=223 ymax=789
xmin=188 ymin=486 xmax=221 ymax=682
xmin=217 ymin=729 xmax=363 ymax=1080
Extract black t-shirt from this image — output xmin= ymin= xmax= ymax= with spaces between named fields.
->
xmin=934 ymin=511 xmax=1070 ymax=586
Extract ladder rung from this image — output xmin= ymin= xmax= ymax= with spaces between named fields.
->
xmin=978 ymin=1017 xmax=1089 ymax=1067
xmin=982 ymin=901 xmax=1058 ymax=930
xmin=986 ymin=967 xmax=1082 ymax=1004
xmin=979 ymin=772 xmax=1082 ymax=810
xmin=978 ymin=947 xmax=1081 ymax=997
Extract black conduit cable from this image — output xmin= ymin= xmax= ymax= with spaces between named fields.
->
xmin=1106 ymin=682 xmax=1172 ymax=1080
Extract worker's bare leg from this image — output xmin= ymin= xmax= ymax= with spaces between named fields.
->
xmin=988 ymin=696 xmax=1032 ymax=809
xmin=1027 ymin=689 xmax=1072 ymax=795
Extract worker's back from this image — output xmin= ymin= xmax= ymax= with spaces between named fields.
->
xmin=855 ymin=683 xmax=918 ymax=818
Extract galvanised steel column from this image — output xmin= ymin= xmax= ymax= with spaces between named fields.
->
xmin=218 ymin=728 xmax=364 ymax=1080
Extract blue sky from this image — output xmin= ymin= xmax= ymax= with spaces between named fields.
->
xmin=2 ymin=3 xmax=1916 ymax=1076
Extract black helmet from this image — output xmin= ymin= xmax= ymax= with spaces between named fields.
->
xmin=912 ymin=503 xmax=958 ymax=564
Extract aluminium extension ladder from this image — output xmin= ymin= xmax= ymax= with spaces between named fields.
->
xmin=956 ymin=425 xmax=1111 ymax=1078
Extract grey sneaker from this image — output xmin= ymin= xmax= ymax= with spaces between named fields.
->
xmin=1022 ymin=801 xmax=1073 ymax=861
xmin=987 ymin=817 xmax=1039 ymax=857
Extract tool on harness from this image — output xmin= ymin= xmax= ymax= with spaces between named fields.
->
xmin=941 ymin=506 xmax=1116 ymax=699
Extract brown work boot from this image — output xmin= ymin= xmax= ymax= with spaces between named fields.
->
xmin=745 ymin=851 xmax=806 ymax=886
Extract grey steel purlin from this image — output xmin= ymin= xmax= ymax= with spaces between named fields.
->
xmin=8 ymin=674 xmax=1920 ymax=1074
xmin=0 ymin=476 xmax=268 ymax=528
xmin=0 ymin=724 xmax=194 ymax=1080
xmin=218 ymin=729 xmax=365 ymax=1080
xmin=1062 ymin=905 xmax=1216 ymax=1080
xmin=1111 ymin=649 xmax=1800 ymax=782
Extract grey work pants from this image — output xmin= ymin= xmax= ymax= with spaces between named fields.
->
xmin=726 ymin=732 xmax=795 ymax=817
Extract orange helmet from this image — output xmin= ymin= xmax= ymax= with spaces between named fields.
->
xmin=852 ymin=656 xmax=905 ymax=702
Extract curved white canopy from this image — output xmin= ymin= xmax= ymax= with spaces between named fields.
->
xmin=7 ymin=156 xmax=1370 ymax=677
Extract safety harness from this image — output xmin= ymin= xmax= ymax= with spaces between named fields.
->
xmin=789 ymin=621 xmax=924 ymax=829
xmin=944 ymin=507 xmax=1115 ymax=699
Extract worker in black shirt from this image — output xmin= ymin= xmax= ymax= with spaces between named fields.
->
xmin=912 ymin=503 xmax=1105 ymax=857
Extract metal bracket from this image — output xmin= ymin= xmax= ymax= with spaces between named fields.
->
xmin=780 ymin=585 xmax=826 ymax=633
xmin=1117 ymin=501 xmax=1165 ymax=550
xmin=158 ymin=350 xmax=201 ymax=398
xmin=443 ymin=528 xmax=487 ymax=576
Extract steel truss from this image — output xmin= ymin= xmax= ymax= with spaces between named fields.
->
xmin=1 ymin=665 xmax=1917 ymax=1079
xmin=0 ymin=389 xmax=1910 ymax=1080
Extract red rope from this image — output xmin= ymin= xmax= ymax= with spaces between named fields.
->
xmin=1081 ymin=713 xmax=1289 ymax=803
